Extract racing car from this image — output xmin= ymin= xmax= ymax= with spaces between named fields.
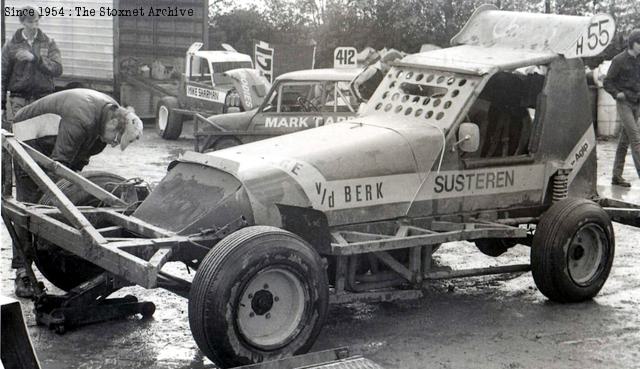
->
xmin=193 ymin=67 xmax=362 ymax=152
xmin=3 ymin=5 xmax=639 ymax=369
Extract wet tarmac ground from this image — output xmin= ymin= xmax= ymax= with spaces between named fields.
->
xmin=1 ymin=121 xmax=639 ymax=369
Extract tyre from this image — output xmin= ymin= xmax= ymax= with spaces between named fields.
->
xmin=202 ymin=136 xmax=242 ymax=153
xmin=475 ymin=239 xmax=518 ymax=257
xmin=188 ymin=226 xmax=329 ymax=368
xmin=35 ymin=172 xmax=130 ymax=291
xmin=156 ymin=96 xmax=183 ymax=140
xmin=531 ymin=198 xmax=614 ymax=303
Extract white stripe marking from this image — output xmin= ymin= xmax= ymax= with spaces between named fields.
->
xmin=12 ymin=114 xmax=61 ymax=141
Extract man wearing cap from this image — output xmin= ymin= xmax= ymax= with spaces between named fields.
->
xmin=1 ymin=5 xmax=62 ymax=119
xmin=9 ymin=88 xmax=143 ymax=297
xmin=603 ymin=29 xmax=640 ymax=187
xmin=350 ymin=49 xmax=404 ymax=102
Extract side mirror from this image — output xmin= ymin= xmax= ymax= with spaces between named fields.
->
xmin=457 ymin=122 xmax=480 ymax=153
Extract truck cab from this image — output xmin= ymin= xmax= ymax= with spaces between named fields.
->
xmin=181 ymin=43 xmax=254 ymax=113
xmin=156 ymin=43 xmax=270 ymax=140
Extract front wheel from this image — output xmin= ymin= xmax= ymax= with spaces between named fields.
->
xmin=188 ymin=226 xmax=329 ymax=368
xmin=531 ymin=198 xmax=614 ymax=303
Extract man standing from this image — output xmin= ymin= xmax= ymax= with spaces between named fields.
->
xmin=1 ymin=5 xmax=63 ymax=210
xmin=1 ymin=5 xmax=63 ymax=118
xmin=9 ymin=88 xmax=144 ymax=297
xmin=604 ymin=29 xmax=640 ymax=187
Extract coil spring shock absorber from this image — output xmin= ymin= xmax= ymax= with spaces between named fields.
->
xmin=552 ymin=168 xmax=571 ymax=202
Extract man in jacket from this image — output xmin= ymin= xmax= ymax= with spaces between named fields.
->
xmin=1 ymin=5 xmax=63 ymax=118
xmin=10 ymin=88 xmax=144 ymax=297
xmin=604 ymin=29 xmax=640 ymax=187
xmin=1 ymin=5 xmax=63 ymax=213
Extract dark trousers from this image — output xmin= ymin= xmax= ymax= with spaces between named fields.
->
xmin=612 ymin=102 xmax=640 ymax=179
xmin=11 ymin=167 xmax=43 ymax=269
xmin=4 ymin=96 xmax=40 ymax=270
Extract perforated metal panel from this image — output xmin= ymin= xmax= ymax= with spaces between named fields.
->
xmin=364 ymin=66 xmax=482 ymax=131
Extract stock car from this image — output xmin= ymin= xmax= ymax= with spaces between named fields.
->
xmin=147 ymin=6 xmax=637 ymax=366
xmin=194 ymin=67 xmax=361 ymax=151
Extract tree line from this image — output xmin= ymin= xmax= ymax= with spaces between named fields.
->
xmin=209 ymin=0 xmax=640 ymax=67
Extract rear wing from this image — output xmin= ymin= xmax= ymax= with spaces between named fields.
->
xmin=452 ymin=4 xmax=615 ymax=58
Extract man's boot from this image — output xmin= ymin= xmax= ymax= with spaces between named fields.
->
xmin=14 ymin=268 xmax=34 ymax=298
xmin=612 ymin=175 xmax=632 ymax=187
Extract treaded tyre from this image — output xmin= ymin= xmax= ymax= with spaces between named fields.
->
xmin=188 ymin=226 xmax=329 ymax=368
xmin=531 ymin=198 xmax=614 ymax=303
xmin=156 ymin=96 xmax=183 ymax=140
xmin=35 ymin=171 xmax=129 ymax=291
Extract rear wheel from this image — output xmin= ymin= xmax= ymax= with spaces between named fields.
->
xmin=156 ymin=96 xmax=183 ymax=140
xmin=531 ymin=198 xmax=614 ymax=302
xmin=35 ymin=172 xmax=131 ymax=291
xmin=188 ymin=226 xmax=329 ymax=368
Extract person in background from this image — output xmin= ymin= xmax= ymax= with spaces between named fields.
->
xmin=1 ymin=5 xmax=63 ymax=219
xmin=603 ymin=29 xmax=640 ymax=187
xmin=9 ymin=88 xmax=144 ymax=298
xmin=1 ymin=5 xmax=63 ymax=121
xmin=350 ymin=49 xmax=404 ymax=103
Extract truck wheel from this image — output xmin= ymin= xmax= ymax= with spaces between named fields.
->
xmin=531 ymin=198 xmax=614 ymax=303
xmin=35 ymin=172 xmax=130 ymax=291
xmin=188 ymin=226 xmax=329 ymax=368
xmin=156 ymin=97 xmax=183 ymax=140
xmin=475 ymin=239 xmax=518 ymax=257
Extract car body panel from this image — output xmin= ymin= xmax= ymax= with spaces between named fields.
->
xmin=196 ymin=68 xmax=362 ymax=150
xmin=452 ymin=4 xmax=614 ymax=58
xmin=399 ymin=46 xmax=557 ymax=76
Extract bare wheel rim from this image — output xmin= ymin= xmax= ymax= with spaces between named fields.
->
xmin=236 ymin=267 xmax=307 ymax=350
xmin=567 ymin=223 xmax=607 ymax=286
xmin=158 ymin=105 xmax=169 ymax=131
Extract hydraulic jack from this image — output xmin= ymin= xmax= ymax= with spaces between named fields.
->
xmin=34 ymin=273 xmax=155 ymax=334
xmin=2 ymin=210 xmax=155 ymax=335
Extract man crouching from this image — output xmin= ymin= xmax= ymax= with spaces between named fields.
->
xmin=9 ymin=88 xmax=143 ymax=297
